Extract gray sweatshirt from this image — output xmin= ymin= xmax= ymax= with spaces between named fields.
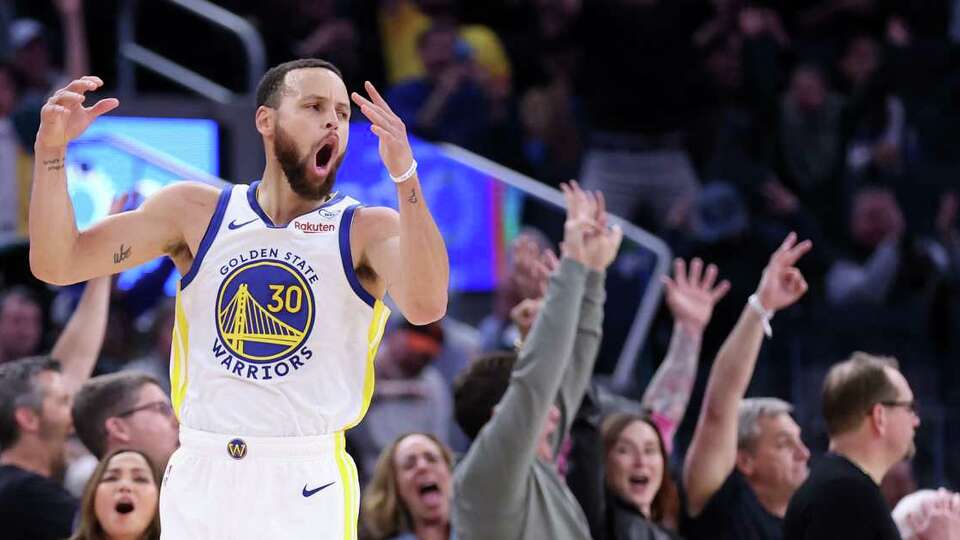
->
xmin=453 ymin=258 xmax=605 ymax=540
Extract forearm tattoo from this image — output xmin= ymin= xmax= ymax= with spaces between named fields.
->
xmin=113 ymin=243 xmax=131 ymax=264
xmin=43 ymin=158 xmax=64 ymax=172
xmin=641 ymin=326 xmax=702 ymax=426
xmin=407 ymin=188 xmax=418 ymax=204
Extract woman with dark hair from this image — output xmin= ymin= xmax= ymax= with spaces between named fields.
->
xmin=600 ymin=413 xmax=681 ymax=540
xmin=68 ymin=449 xmax=160 ymax=540
xmin=362 ymin=433 xmax=455 ymax=540
xmin=568 ymin=257 xmax=728 ymax=540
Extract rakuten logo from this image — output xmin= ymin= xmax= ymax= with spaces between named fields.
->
xmin=294 ymin=222 xmax=336 ymax=234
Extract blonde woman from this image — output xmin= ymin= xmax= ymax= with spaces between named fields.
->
xmin=362 ymin=433 xmax=455 ymax=540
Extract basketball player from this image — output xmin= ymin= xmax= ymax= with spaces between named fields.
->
xmin=28 ymin=59 xmax=449 ymax=539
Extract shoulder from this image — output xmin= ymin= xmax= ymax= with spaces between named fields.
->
xmin=141 ymin=181 xmax=223 ymax=217
xmin=351 ymin=206 xmax=400 ymax=245
xmin=4 ymin=468 xmax=76 ymax=508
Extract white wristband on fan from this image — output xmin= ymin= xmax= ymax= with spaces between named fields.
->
xmin=390 ymin=159 xmax=418 ymax=183
xmin=748 ymin=294 xmax=774 ymax=338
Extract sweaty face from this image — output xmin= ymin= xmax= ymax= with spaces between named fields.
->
xmin=0 ymin=295 xmax=42 ymax=361
xmin=270 ymin=68 xmax=351 ymax=200
xmin=393 ymin=434 xmax=452 ymax=525
xmin=742 ymin=413 xmax=810 ymax=497
xmin=94 ymin=452 xmax=158 ymax=539
xmin=605 ymin=420 xmax=665 ymax=516
xmin=116 ymin=384 xmax=180 ymax=471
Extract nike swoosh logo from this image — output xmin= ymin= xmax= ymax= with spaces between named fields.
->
xmin=228 ymin=218 xmax=258 ymax=230
xmin=302 ymin=481 xmax=335 ymax=498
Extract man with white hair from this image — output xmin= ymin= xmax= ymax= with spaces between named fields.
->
xmin=682 ymin=233 xmax=812 ymax=540
xmin=892 ymin=489 xmax=960 ymax=540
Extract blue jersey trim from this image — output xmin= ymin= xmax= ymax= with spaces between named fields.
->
xmin=247 ymin=180 xmax=347 ymax=228
xmin=338 ymin=204 xmax=376 ymax=308
xmin=180 ymin=186 xmax=231 ymax=289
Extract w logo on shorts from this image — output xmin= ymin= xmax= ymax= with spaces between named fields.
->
xmin=227 ymin=438 xmax=248 ymax=460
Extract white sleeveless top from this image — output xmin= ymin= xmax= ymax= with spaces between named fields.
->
xmin=169 ymin=181 xmax=390 ymax=436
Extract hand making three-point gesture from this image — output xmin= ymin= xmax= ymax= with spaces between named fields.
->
xmin=560 ymin=181 xmax=623 ymax=272
xmin=36 ymin=76 xmax=119 ymax=151
xmin=351 ymin=81 xmax=415 ymax=178
xmin=755 ymin=232 xmax=812 ymax=313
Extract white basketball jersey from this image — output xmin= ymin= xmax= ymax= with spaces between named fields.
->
xmin=169 ymin=181 xmax=391 ymax=436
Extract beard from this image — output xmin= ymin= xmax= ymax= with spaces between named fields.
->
xmin=38 ymin=417 xmax=68 ymax=480
xmin=273 ymin=123 xmax=344 ymax=201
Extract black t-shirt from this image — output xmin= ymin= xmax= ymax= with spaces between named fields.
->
xmin=783 ymin=454 xmax=901 ymax=540
xmin=0 ymin=464 xmax=78 ymax=540
xmin=680 ymin=470 xmax=783 ymax=540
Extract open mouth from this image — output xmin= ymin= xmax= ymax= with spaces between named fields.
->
xmin=115 ymin=500 xmax=135 ymax=514
xmin=629 ymin=474 xmax=650 ymax=489
xmin=418 ymin=482 xmax=440 ymax=496
xmin=314 ymin=141 xmax=336 ymax=175
xmin=417 ymin=482 xmax=444 ymax=506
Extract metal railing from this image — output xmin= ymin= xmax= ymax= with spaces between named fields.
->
xmin=117 ymin=0 xmax=266 ymax=104
xmin=439 ymin=144 xmax=672 ymax=391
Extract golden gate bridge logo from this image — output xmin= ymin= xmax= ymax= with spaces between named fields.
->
xmin=215 ymin=260 xmax=314 ymax=362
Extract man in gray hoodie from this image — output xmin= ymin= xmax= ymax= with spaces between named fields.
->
xmin=452 ymin=181 xmax=623 ymax=540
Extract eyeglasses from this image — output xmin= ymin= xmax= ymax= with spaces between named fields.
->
xmin=879 ymin=400 xmax=919 ymax=415
xmin=116 ymin=400 xmax=175 ymax=419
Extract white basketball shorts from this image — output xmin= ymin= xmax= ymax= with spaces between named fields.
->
xmin=159 ymin=426 xmax=360 ymax=539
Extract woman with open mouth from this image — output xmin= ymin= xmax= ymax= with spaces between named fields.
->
xmin=362 ymin=433 xmax=456 ymax=540
xmin=69 ymin=449 xmax=161 ymax=540
xmin=599 ymin=413 xmax=683 ymax=540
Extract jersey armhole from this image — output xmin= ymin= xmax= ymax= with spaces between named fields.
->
xmin=338 ymin=204 xmax=376 ymax=308
xmin=180 ymin=186 xmax=232 ymax=290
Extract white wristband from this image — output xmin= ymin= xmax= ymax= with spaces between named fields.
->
xmin=748 ymin=294 xmax=774 ymax=338
xmin=389 ymin=159 xmax=417 ymax=183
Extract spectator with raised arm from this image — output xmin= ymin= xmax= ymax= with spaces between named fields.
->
xmin=452 ymin=182 xmax=622 ymax=540
xmin=566 ymin=257 xmax=730 ymax=540
xmin=681 ymin=233 xmax=813 ymax=540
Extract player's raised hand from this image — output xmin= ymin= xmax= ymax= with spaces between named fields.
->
xmin=351 ymin=81 xmax=414 ymax=178
xmin=37 ymin=76 xmax=119 ymax=151
xmin=754 ymin=232 xmax=812 ymax=312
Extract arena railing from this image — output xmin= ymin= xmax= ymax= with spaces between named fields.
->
xmin=117 ymin=0 xmax=266 ymax=104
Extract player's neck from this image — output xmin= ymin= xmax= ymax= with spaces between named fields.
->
xmin=257 ymin=170 xmax=330 ymax=226
xmin=0 ymin=437 xmax=54 ymax=478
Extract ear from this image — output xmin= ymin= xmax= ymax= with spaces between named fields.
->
xmin=735 ymin=449 xmax=755 ymax=477
xmin=255 ymin=105 xmax=275 ymax=138
xmin=104 ymin=417 xmax=131 ymax=444
xmin=868 ymin=403 xmax=887 ymax=436
xmin=13 ymin=406 xmax=40 ymax=434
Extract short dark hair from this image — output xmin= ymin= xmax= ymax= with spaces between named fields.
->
xmin=0 ymin=356 xmax=61 ymax=449
xmin=453 ymin=351 xmax=516 ymax=439
xmin=72 ymin=372 xmax=161 ymax=458
xmin=822 ymin=352 xmax=900 ymax=436
xmin=255 ymin=58 xmax=343 ymax=109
